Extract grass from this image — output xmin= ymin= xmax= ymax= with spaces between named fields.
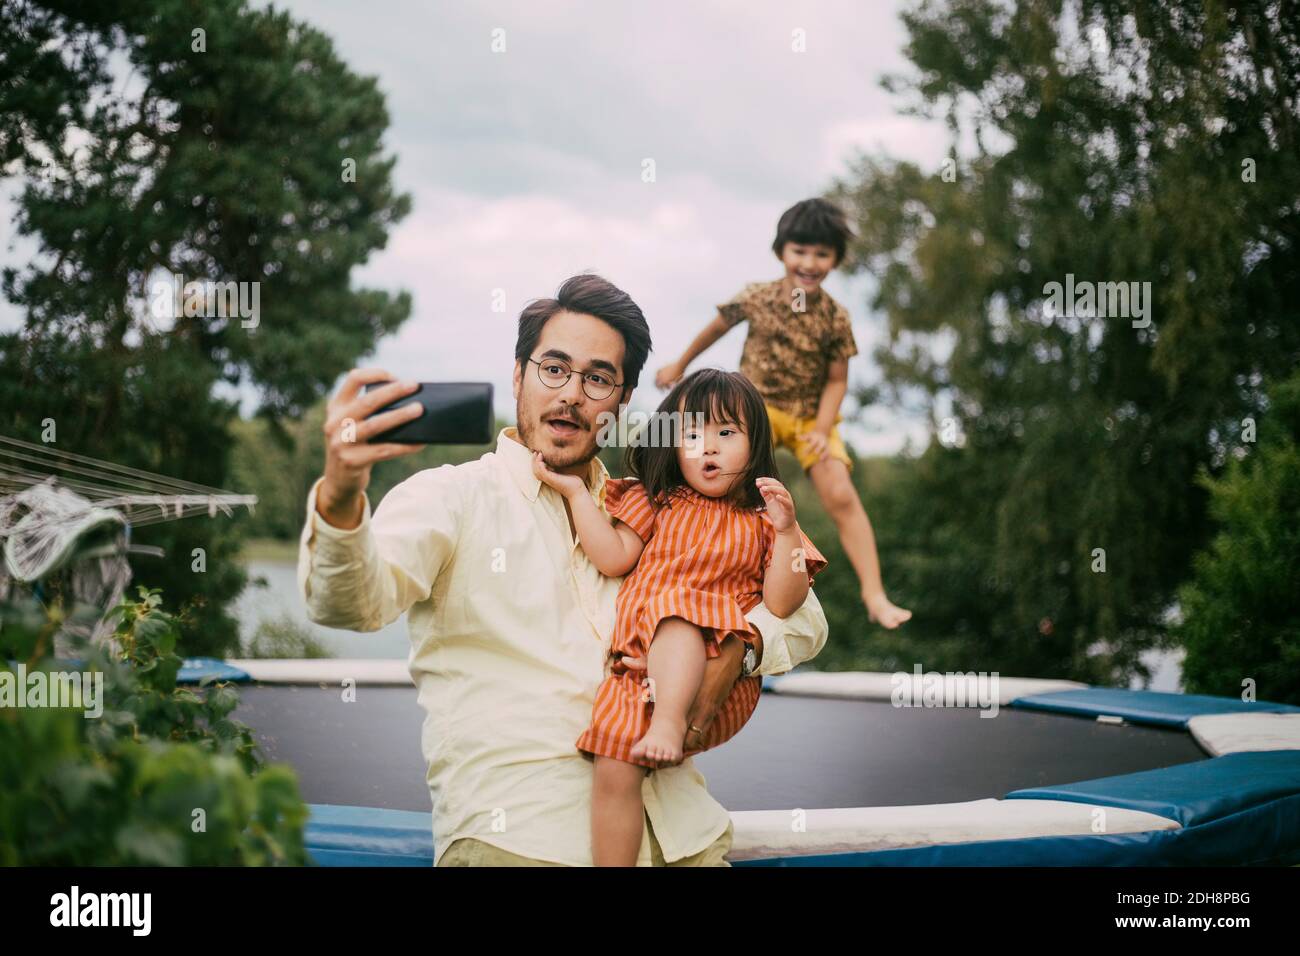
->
xmin=239 ymin=537 xmax=300 ymax=563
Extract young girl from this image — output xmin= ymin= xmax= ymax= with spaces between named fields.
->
xmin=532 ymin=368 xmax=828 ymax=866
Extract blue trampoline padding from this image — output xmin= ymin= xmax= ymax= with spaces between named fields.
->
xmin=736 ymin=792 xmax=1300 ymax=867
xmin=304 ymin=782 xmax=1300 ymax=868
xmin=1004 ymin=750 xmax=1300 ymax=826
xmin=1010 ymin=687 xmax=1300 ymax=728
xmin=305 ymin=804 xmax=434 ymax=866
xmin=177 ymin=658 xmax=251 ymax=684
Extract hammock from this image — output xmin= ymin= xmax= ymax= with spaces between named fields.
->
xmin=0 ymin=434 xmax=257 ymax=645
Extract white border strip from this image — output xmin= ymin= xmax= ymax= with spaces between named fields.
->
xmin=1188 ymin=712 xmax=1300 ymax=756
xmin=728 ymin=799 xmax=1180 ymax=861
xmin=226 ymin=658 xmax=414 ymax=686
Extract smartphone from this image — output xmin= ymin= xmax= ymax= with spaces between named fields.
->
xmin=363 ymin=381 xmax=494 ymax=445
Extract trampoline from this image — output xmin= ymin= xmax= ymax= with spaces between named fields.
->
xmin=182 ymin=659 xmax=1300 ymax=866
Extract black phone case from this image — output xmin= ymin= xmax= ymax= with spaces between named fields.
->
xmin=363 ymin=382 xmax=494 ymax=445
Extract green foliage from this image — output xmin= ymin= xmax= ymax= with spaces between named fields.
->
xmin=0 ymin=587 xmax=310 ymax=865
xmin=827 ymin=0 xmax=1299 ymax=683
xmin=243 ymin=611 xmax=333 ymax=659
xmin=230 ymin=400 xmax=508 ymax=540
xmin=1173 ymin=369 xmax=1300 ymax=703
xmin=0 ymin=0 xmax=413 ymax=656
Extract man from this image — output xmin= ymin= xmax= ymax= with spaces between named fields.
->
xmin=297 ymin=273 xmax=829 ymax=866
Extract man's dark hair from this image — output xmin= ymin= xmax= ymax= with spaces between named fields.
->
xmin=515 ymin=274 xmax=652 ymax=399
xmin=771 ymin=198 xmax=852 ymax=265
xmin=627 ymin=368 xmax=781 ymax=512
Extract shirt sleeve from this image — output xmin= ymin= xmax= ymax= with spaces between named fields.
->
xmin=761 ymin=517 xmax=830 ymax=585
xmin=603 ymin=477 xmax=656 ymax=543
xmin=296 ymin=467 xmax=462 ymax=632
xmin=826 ymin=301 xmax=859 ymax=362
xmin=716 ymin=283 xmax=756 ymax=330
xmin=744 ymin=587 xmax=829 ymax=677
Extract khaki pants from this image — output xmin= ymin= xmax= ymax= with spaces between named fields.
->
xmin=436 ymin=816 xmax=733 ymax=867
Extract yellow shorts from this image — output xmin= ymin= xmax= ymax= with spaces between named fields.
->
xmin=764 ymin=402 xmax=853 ymax=473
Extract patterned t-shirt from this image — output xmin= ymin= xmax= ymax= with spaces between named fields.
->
xmin=717 ymin=279 xmax=858 ymax=420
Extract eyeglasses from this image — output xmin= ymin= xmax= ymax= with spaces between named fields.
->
xmin=527 ymin=356 xmax=623 ymax=401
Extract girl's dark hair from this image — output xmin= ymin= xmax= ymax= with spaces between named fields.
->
xmin=771 ymin=198 xmax=852 ymax=265
xmin=626 ymin=368 xmax=780 ymax=512
xmin=515 ymin=273 xmax=652 ymax=397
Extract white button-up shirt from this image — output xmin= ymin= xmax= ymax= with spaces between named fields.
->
xmin=297 ymin=425 xmax=829 ymax=865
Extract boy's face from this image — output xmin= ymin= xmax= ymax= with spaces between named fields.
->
xmin=778 ymin=242 xmax=837 ymax=294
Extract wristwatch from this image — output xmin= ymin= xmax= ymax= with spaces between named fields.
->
xmin=739 ymin=644 xmax=758 ymax=678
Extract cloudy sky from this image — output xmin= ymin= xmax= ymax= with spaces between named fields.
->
xmin=3 ymin=1 xmax=953 ymax=456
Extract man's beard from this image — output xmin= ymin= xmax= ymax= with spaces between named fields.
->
xmin=516 ymin=399 xmax=596 ymax=471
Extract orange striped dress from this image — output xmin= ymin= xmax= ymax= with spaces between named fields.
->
xmin=576 ymin=478 xmax=828 ymax=769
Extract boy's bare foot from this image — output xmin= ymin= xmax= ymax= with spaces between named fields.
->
xmin=630 ymin=717 xmax=687 ymax=766
xmin=865 ymin=592 xmax=913 ymax=629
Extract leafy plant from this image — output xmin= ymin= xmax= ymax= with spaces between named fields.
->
xmin=0 ymin=586 xmax=310 ymax=865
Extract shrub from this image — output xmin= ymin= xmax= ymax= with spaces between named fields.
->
xmin=0 ymin=587 xmax=310 ymax=865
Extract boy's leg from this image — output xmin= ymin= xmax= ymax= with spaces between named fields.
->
xmin=807 ymin=454 xmax=911 ymax=628
xmin=630 ymin=616 xmax=707 ymax=765
xmin=592 ymin=755 xmax=649 ymax=866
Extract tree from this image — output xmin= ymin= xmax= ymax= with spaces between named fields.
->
xmin=829 ymin=0 xmax=1299 ymax=683
xmin=0 ymin=0 xmax=412 ymax=655
xmin=1174 ymin=367 xmax=1300 ymax=704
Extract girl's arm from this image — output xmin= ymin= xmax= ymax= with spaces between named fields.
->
xmin=756 ymin=477 xmax=811 ymax=618
xmin=530 ymin=452 xmax=645 ymax=576
xmin=763 ymin=524 xmax=812 ymax=619
xmin=569 ymin=490 xmax=645 ymax=577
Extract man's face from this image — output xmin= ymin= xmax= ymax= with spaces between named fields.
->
xmin=513 ymin=310 xmax=631 ymax=476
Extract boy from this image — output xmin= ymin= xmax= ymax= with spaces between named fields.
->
xmin=655 ymin=198 xmax=911 ymax=628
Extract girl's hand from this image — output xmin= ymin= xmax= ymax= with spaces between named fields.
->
xmin=654 ymin=361 xmax=684 ymax=390
xmin=531 ymin=450 xmax=588 ymax=499
xmin=798 ymin=429 xmax=830 ymax=464
xmin=755 ymin=477 xmax=797 ymax=532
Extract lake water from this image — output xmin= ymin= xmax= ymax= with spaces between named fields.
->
xmin=235 ymin=559 xmax=410 ymax=658
xmin=234 ymin=559 xmax=1185 ymax=691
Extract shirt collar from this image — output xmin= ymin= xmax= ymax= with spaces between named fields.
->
xmin=497 ymin=425 xmax=609 ymax=507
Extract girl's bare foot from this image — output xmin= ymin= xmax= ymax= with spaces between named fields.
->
xmin=630 ymin=716 xmax=687 ymax=765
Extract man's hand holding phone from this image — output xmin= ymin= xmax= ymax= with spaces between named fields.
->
xmin=317 ymin=368 xmax=426 ymax=530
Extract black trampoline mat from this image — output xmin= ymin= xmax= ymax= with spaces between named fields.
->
xmin=233 ymin=685 xmax=1209 ymax=814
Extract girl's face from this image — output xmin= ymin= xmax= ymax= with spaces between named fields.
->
xmin=677 ymin=407 xmax=751 ymax=498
